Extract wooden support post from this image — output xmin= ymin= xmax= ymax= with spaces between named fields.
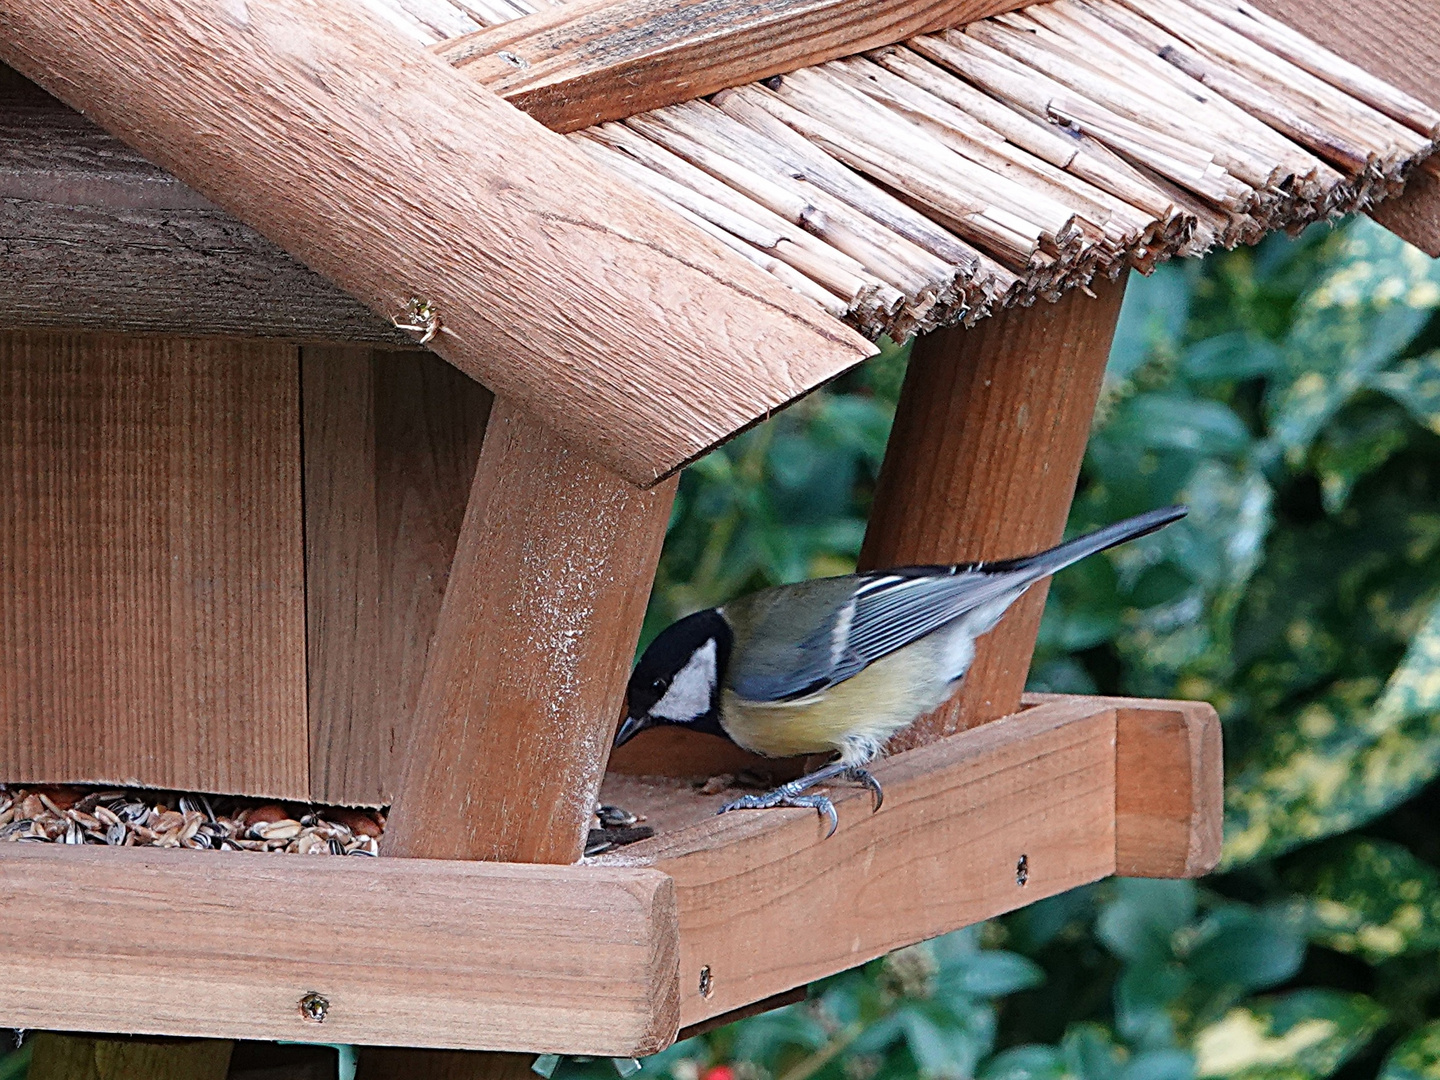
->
xmin=859 ymin=278 xmax=1127 ymax=750
xmin=1250 ymin=0 xmax=1440 ymax=255
xmin=361 ymin=399 xmax=676 ymax=1076
xmin=382 ymin=398 xmax=677 ymax=862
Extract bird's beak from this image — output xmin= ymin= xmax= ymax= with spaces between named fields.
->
xmin=613 ymin=712 xmax=648 ymax=749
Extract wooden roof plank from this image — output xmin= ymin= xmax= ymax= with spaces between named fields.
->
xmin=437 ymin=0 xmax=1034 ymax=133
xmin=0 ymin=0 xmax=873 ymax=487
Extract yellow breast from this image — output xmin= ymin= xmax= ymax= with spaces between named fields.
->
xmin=719 ymin=639 xmax=956 ymax=760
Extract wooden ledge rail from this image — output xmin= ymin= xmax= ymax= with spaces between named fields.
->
xmin=0 ymin=0 xmax=873 ymax=487
xmin=595 ymin=693 xmax=1222 ymax=1029
xmin=0 ymin=849 xmax=680 ymax=1056
xmin=0 ymin=695 xmax=1217 ymax=1053
xmin=438 ymin=0 xmax=1032 ymax=133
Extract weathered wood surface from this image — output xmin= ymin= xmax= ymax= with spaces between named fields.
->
xmin=0 ymin=69 xmax=407 ymax=343
xmin=1113 ymin=697 xmax=1224 ymax=878
xmin=0 ymin=1 xmax=872 ymax=486
xmin=28 ymin=1034 xmax=232 ymax=1080
xmin=858 ymin=279 xmax=1127 ymax=749
xmin=0 ymin=846 xmax=680 ymax=1056
xmin=0 ymin=331 xmax=309 ymax=798
xmin=382 ymin=398 xmax=677 ymax=861
xmin=1249 ymin=0 xmax=1440 ymax=255
xmin=597 ymin=695 xmax=1124 ymax=1027
xmin=440 ymin=0 xmax=1031 ymax=133
xmin=304 ymin=347 xmax=490 ymax=806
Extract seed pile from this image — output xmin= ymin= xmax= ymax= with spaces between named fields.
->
xmin=372 ymin=0 xmax=1440 ymax=341
xmin=0 ymin=786 xmax=382 ymax=855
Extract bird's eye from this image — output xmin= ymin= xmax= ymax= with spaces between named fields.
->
xmin=652 ymin=677 xmax=666 ymax=691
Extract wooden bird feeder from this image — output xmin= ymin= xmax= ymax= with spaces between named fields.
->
xmin=0 ymin=0 xmax=1436 ymax=1074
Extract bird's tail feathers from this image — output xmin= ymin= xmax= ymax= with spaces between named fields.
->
xmin=993 ymin=505 xmax=1187 ymax=583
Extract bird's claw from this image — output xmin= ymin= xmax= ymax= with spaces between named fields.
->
xmin=717 ymin=788 xmax=839 ymax=839
xmin=846 ymin=768 xmax=884 ymax=812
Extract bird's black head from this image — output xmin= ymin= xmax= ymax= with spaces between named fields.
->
xmin=615 ymin=608 xmax=733 ymax=748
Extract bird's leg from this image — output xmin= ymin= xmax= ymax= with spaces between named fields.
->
xmin=717 ymin=761 xmax=884 ymax=838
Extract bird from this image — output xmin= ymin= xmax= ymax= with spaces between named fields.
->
xmin=614 ymin=505 xmax=1187 ymax=836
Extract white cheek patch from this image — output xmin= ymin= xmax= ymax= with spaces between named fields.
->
xmin=652 ymin=639 xmax=717 ymax=721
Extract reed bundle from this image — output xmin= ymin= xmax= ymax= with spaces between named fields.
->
xmin=370 ymin=0 xmax=1440 ymax=341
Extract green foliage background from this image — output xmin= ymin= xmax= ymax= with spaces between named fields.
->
xmin=640 ymin=218 xmax=1440 ymax=1080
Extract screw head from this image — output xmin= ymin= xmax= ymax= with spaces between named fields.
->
xmin=1016 ymin=854 xmax=1029 ymax=887
xmin=698 ymin=965 xmax=714 ymax=998
xmin=299 ymin=992 xmax=330 ymax=1023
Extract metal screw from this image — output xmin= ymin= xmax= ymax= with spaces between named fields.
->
xmin=299 ymin=992 xmax=330 ymax=1023
xmin=497 ymin=50 xmax=529 ymax=69
xmin=698 ymin=966 xmax=714 ymax=998
xmin=1016 ymin=854 xmax=1029 ymax=887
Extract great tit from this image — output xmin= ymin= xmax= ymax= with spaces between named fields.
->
xmin=615 ymin=505 xmax=1186 ymax=835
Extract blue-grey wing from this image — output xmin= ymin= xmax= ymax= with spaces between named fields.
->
xmin=726 ymin=566 xmax=1032 ymax=703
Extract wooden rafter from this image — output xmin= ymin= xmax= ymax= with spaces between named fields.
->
xmin=438 ymin=0 xmax=1032 ymax=133
xmin=0 ymin=0 xmax=872 ymax=487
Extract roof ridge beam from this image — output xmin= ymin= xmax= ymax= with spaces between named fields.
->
xmin=437 ymin=0 xmax=1034 ymax=133
xmin=0 ymin=0 xmax=874 ymax=486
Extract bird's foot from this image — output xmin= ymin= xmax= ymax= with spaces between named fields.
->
xmin=845 ymin=768 xmax=884 ymax=812
xmin=717 ymin=783 xmax=839 ymax=839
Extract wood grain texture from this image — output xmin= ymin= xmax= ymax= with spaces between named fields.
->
xmin=382 ymin=398 xmax=677 ymax=861
xmin=858 ymin=278 xmax=1126 ymax=750
xmin=440 ymin=0 xmax=1031 ymax=133
xmin=303 ymin=348 xmax=491 ymax=806
xmin=0 ymin=0 xmax=873 ymax=486
xmin=1249 ymin=0 xmax=1440 ymax=255
xmin=1113 ymin=698 xmax=1224 ymax=878
xmin=596 ymin=695 xmax=1119 ymax=1027
xmin=0 ymin=331 xmax=309 ymax=797
xmin=0 ymin=846 xmax=680 ymax=1056
xmin=28 ymin=1034 xmax=232 ymax=1080
xmin=0 ymin=74 xmax=408 ymax=343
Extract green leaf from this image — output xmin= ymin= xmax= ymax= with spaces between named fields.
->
xmin=946 ymin=951 xmax=1047 ymax=999
xmin=1120 ymin=1051 xmax=1197 ymax=1080
xmin=1370 ymin=350 xmax=1440 ymax=435
xmin=1109 ymin=263 xmax=1193 ymax=384
xmin=1309 ymin=399 xmax=1412 ymax=513
xmin=1184 ymin=907 xmax=1306 ymax=995
xmin=1379 ymin=1019 xmax=1440 ymax=1080
xmin=1104 ymin=394 xmax=1253 ymax=458
xmin=1182 ymin=333 xmax=1286 ymax=382
xmin=1224 ymin=591 xmax=1440 ymax=867
xmin=1193 ymin=990 xmax=1386 ymax=1079
xmin=980 ymin=1044 xmax=1074 ymax=1080
xmin=1266 ymin=219 xmax=1440 ymax=459
xmin=1098 ymin=880 xmax=1198 ymax=965
xmin=1283 ymin=837 xmax=1440 ymax=962
xmin=900 ymin=1004 xmax=992 ymax=1079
